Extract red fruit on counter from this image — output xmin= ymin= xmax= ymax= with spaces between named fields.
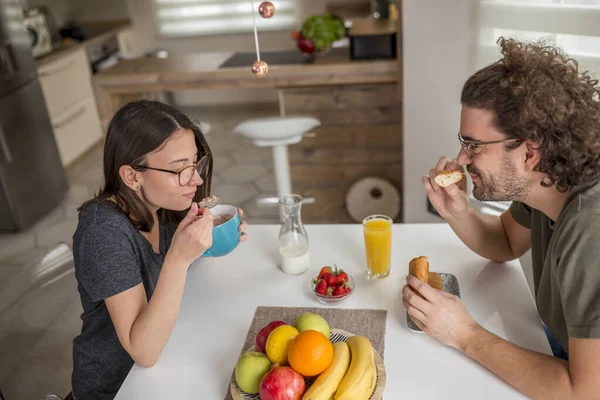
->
xmin=317 ymin=266 xmax=332 ymax=280
xmin=297 ymin=38 xmax=315 ymax=54
xmin=259 ymin=365 xmax=305 ymax=400
xmin=314 ymin=279 xmax=328 ymax=296
xmin=324 ymin=273 xmax=337 ymax=287
xmin=255 ymin=320 xmax=288 ymax=353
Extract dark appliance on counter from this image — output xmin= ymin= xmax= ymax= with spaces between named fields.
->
xmin=0 ymin=0 xmax=68 ymax=231
xmin=348 ymin=17 xmax=397 ymax=60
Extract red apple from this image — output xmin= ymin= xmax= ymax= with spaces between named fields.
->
xmin=297 ymin=38 xmax=315 ymax=54
xmin=255 ymin=320 xmax=288 ymax=353
xmin=259 ymin=365 xmax=305 ymax=400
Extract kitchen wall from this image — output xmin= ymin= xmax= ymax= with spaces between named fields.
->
xmin=402 ymin=0 xmax=478 ymax=223
xmin=26 ymin=0 xmax=71 ymax=27
xmin=67 ymin=0 xmax=128 ymax=22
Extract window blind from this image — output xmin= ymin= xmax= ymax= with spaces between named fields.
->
xmin=154 ymin=0 xmax=296 ymax=37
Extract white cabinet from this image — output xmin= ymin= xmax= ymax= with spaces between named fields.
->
xmin=51 ymin=96 xmax=103 ymax=167
xmin=37 ymin=48 xmax=103 ymax=168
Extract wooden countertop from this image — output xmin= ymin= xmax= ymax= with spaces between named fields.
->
xmin=36 ymin=20 xmax=132 ymax=68
xmin=92 ymin=47 xmax=399 ymax=93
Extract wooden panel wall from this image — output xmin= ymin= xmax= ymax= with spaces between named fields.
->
xmin=283 ymin=84 xmax=403 ymax=224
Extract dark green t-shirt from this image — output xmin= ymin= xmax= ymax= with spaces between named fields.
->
xmin=510 ymin=180 xmax=600 ymax=352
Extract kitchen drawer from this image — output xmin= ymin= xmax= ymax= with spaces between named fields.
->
xmin=52 ymin=95 xmax=103 ymax=167
xmin=38 ymin=48 xmax=94 ymax=118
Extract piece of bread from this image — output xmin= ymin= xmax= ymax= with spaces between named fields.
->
xmin=428 ymin=272 xmax=443 ymax=291
xmin=409 ymin=256 xmax=430 ymax=298
xmin=434 ymin=170 xmax=464 ymax=187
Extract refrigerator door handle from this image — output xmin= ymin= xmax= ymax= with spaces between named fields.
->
xmin=0 ymin=122 xmax=13 ymax=164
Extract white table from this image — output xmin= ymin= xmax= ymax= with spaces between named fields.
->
xmin=115 ymin=224 xmax=551 ymax=399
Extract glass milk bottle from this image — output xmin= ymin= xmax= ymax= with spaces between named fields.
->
xmin=278 ymin=194 xmax=310 ymax=275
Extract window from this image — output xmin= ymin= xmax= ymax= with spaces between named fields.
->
xmin=477 ymin=0 xmax=600 ymax=76
xmin=154 ymin=0 xmax=296 ymax=37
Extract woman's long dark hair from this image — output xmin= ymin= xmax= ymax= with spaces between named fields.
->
xmin=79 ymin=100 xmax=213 ymax=232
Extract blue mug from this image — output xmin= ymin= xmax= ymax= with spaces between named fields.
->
xmin=202 ymin=205 xmax=241 ymax=257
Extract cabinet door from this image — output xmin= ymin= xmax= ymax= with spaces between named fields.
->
xmin=52 ymin=95 xmax=103 ymax=167
xmin=38 ymin=49 xmax=94 ymax=118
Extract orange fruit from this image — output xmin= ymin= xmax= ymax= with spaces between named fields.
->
xmin=288 ymin=330 xmax=333 ymax=377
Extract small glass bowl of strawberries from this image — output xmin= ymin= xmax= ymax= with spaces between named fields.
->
xmin=310 ymin=265 xmax=354 ymax=304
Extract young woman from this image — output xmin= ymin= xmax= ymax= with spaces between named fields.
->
xmin=70 ymin=100 xmax=247 ymax=400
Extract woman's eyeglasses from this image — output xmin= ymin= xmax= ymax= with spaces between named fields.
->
xmin=458 ymin=133 xmax=523 ymax=158
xmin=131 ymin=155 xmax=210 ymax=186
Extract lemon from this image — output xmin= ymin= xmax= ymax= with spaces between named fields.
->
xmin=265 ymin=325 xmax=299 ymax=365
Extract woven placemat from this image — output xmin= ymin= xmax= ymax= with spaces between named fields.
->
xmin=224 ymin=306 xmax=388 ymax=400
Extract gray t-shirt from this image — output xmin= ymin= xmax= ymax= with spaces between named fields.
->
xmin=510 ymin=180 xmax=600 ymax=352
xmin=71 ymin=202 xmax=177 ymax=400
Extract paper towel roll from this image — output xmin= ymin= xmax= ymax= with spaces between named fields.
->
xmin=345 ymin=177 xmax=401 ymax=222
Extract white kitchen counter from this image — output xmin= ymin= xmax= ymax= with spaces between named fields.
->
xmin=115 ymin=224 xmax=550 ymax=399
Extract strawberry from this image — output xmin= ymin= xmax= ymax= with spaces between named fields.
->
xmin=314 ymin=279 xmax=328 ymax=296
xmin=324 ymin=272 xmax=338 ymax=287
xmin=326 ymin=286 xmax=334 ymax=297
xmin=332 ymin=285 xmax=346 ymax=296
xmin=317 ymin=266 xmax=332 ymax=280
xmin=336 ymin=270 xmax=348 ymax=285
xmin=333 ymin=282 xmax=351 ymax=296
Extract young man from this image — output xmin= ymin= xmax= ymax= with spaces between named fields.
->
xmin=402 ymin=38 xmax=600 ymax=399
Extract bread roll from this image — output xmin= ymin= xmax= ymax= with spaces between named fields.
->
xmin=408 ymin=256 xmax=430 ymax=298
xmin=434 ymin=170 xmax=464 ymax=187
xmin=428 ymin=272 xmax=443 ymax=291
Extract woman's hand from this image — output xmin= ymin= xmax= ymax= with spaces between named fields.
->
xmin=168 ymin=203 xmax=213 ymax=265
xmin=238 ymin=208 xmax=248 ymax=242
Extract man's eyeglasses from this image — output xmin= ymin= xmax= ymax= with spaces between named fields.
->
xmin=131 ymin=155 xmax=210 ymax=186
xmin=458 ymin=133 xmax=523 ymax=158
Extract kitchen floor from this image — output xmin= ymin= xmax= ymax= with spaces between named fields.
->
xmin=0 ymin=102 xmax=281 ymax=400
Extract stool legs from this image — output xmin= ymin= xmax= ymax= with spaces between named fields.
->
xmin=272 ymin=145 xmax=292 ymax=200
xmin=272 ymin=145 xmax=292 ymax=221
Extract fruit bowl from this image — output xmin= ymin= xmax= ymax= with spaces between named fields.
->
xmin=229 ymin=328 xmax=385 ymax=400
xmin=310 ymin=274 xmax=355 ymax=304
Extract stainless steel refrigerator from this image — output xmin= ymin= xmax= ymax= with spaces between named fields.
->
xmin=0 ymin=0 xmax=67 ymax=231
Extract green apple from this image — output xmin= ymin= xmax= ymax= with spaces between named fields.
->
xmin=294 ymin=312 xmax=330 ymax=339
xmin=235 ymin=351 xmax=272 ymax=394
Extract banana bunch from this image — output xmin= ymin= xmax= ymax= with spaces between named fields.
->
xmin=302 ymin=336 xmax=376 ymax=400
xmin=334 ymin=336 xmax=376 ymax=400
xmin=302 ymin=342 xmax=350 ymax=400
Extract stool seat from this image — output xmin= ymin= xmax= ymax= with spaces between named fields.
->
xmin=233 ymin=116 xmax=320 ymax=146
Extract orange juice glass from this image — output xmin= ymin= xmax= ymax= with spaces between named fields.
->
xmin=362 ymin=215 xmax=392 ymax=279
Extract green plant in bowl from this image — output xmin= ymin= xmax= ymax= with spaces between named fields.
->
xmin=298 ymin=14 xmax=346 ymax=54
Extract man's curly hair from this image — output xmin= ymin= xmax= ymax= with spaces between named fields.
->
xmin=461 ymin=37 xmax=600 ymax=192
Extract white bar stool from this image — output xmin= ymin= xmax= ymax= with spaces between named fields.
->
xmin=233 ymin=116 xmax=321 ymax=206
